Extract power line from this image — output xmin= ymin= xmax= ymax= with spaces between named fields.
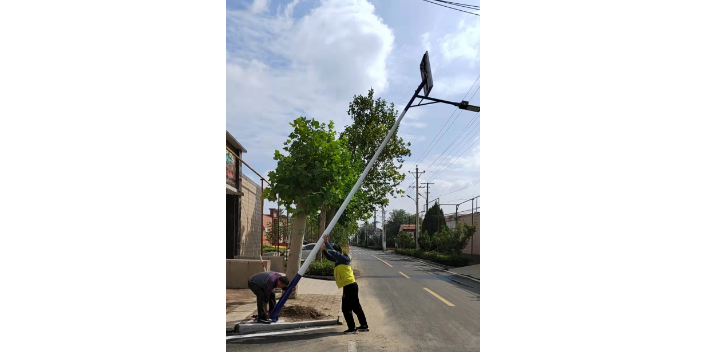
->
xmin=435 ymin=181 xmax=480 ymax=198
xmin=423 ymin=120 xmax=480 ymax=180
xmin=387 ymin=88 xmax=481 ymax=214
xmin=433 ymin=0 xmax=480 ymax=10
xmin=427 ymin=136 xmax=480 ymax=183
xmin=422 ymin=112 xmax=480 ymax=175
xmin=416 ymin=88 xmax=481 ymax=167
xmin=427 ymin=135 xmax=480 ymax=183
xmin=415 ymin=78 xmax=480 ymax=164
xmin=422 ymin=0 xmax=480 ymax=16
xmin=416 ymin=86 xmax=479 ymax=172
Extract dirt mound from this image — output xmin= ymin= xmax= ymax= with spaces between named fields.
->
xmin=280 ymin=305 xmax=329 ymax=320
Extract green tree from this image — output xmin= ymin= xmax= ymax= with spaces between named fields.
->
xmin=396 ymin=232 xmax=414 ymax=249
xmin=418 ymin=230 xmax=434 ymax=251
xmin=433 ymin=223 xmax=476 ymax=255
xmin=339 ymin=88 xmax=412 ymax=221
xmin=384 ymin=209 xmax=414 ymax=248
xmin=262 ymin=117 xmax=352 ymax=298
xmin=422 ymin=202 xmax=447 ymax=238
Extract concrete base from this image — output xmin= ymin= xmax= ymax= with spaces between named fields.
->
xmin=234 ymin=318 xmax=341 ymax=334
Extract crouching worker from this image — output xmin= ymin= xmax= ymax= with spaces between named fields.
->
xmin=322 ymin=235 xmax=368 ymax=334
xmin=248 ymin=271 xmax=289 ymax=324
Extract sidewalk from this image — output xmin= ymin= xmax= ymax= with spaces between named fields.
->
xmin=448 ymin=264 xmax=480 ymax=281
xmin=226 ymin=289 xmax=257 ymax=330
xmin=226 ymin=277 xmax=342 ymax=331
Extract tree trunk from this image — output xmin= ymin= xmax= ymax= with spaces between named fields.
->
xmin=316 ymin=204 xmax=327 ymax=261
xmin=286 ymin=205 xmax=307 ymax=299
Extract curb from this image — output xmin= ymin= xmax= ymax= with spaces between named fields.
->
xmin=234 ymin=318 xmax=341 ymax=334
xmin=444 ymin=275 xmax=481 ymax=294
xmin=448 ymin=271 xmax=480 ymax=282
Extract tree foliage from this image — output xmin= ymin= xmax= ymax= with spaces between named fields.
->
xmin=384 ymin=209 xmax=414 ymax=247
xmin=422 ymin=202 xmax=447 ymax=238
xmin=262 ymin=117 xmax=352 ymax=297
xmin=340 ymin=88 xmax=412 ymax=220
xmin=263 ymin=117 xmax=352 ymax=215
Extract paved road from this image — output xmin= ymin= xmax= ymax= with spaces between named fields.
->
xmin=227 ymin=246 xmax=480 ymax=351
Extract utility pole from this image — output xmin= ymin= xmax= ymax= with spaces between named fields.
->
xmin=409 ymin=166 xmax=425 ymax=249
xmin=421 ymin=182 xmax=434 ymax=214
xmin=382 ymin=207 xmax=386 ymax=251
xmin=374 ymin=208 xmax=378 ymax=246
xmin=439 ymin=196 xmax=475 ymax=229
xmin=470 ymin=195 xmax=479 ymax=262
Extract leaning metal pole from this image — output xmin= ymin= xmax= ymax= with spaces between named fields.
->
xmin=269 ymin=78 xmax=427 ymax=322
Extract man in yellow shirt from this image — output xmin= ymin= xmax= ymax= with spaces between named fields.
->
xmin=322 ymin=235 xmax=368 ymax=334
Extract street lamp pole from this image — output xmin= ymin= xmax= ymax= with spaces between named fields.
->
xmin=270 ymin=50 xmax=479 ymax=322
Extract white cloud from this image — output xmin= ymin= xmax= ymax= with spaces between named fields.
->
xmin=284 ymin=0 xmax=301 ymax=18
xmin=251 ymin=0 xmax=270 ymax=14
xmin=228 ymin=0 xmax=481 ymax=214
xmin=440 ymin=18 xmax=479 ymax=64
xmin=421 ymin=32 xmax=432 ymax=53
xmin=227 ymin=0 xmax=396 ymax=159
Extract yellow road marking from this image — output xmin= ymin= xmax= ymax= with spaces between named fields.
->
xmin=371 ymin=255 xmax=393 ymax=267
xmin=423 ymin=287 xmax=455 ymax=306
xmin=399 ymin=271 xmax=410 ymax=278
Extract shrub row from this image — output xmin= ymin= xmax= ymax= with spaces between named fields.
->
xmin=394 ymin=248 xmax=471 ymax=267
xmin=305 ymin=260 xmax=335 ymax=276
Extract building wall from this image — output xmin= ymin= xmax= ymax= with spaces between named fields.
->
xmin=457 ymin=212 xmax=480 ymax=256
xmin=239 ymin=173 xmax=262 ymax=256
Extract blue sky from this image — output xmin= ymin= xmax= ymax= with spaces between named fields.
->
xmin=227 ymin=0 xmax=480 ymax=220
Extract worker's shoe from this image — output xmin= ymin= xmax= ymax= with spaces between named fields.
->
xmin=256 ymin=317 xmax=272 ymax=324
xmin=343 ymin=328 xmax=358 ymax=334
xmin=356 ymin=325 xmax=369 ymax=332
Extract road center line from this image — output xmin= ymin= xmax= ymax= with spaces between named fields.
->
xmin=348 ymin=341 xmax=357 ymax=352
xmin=399 ymin=271 xmax=410 ymax=278
xmin=423 ymin=287 xmax=455 ymax=306
xmin=371 ymin=255 xmax=393 ymax=267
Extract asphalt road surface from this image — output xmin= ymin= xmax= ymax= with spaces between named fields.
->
xmin=227 ymin=246 xmax=480 ymax=352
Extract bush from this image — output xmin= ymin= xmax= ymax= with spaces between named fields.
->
xmin=395 ymin=248 xmax=470 ymax=267
xmin=263 ymin=245 xmax=286 ymax=253
xmin=305 ymin=260 xmax=335 ymax=276
xmin=396 ymin=232 xmax=414 ymax=249
xmin=419 ymin=231 xmax=433 ymax=251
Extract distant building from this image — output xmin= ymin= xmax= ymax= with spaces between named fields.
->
xmin=263 ymin=208 xmax=289 ymax=248
xmin=399 ymin=224 xmax=416 ymax=234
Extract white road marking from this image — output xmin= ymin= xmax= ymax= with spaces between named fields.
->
xmin=226 ymin=326 xmax=337 ymax=340
xmin=348 ymin=341 xmax=357 ymax=352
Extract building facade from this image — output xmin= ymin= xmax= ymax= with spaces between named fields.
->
xmin=226 ymin=132 xmax=244 ymax=259
xmin=239 ymin=173 xmax=263 ymax=256
xmin=226 ymin=131 xmax=264 ymax=258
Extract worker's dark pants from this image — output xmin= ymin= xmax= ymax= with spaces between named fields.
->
xmin=342 ymin=282 xmax=367 ymax=330
xmin=248 ymin=281 xmax=275 ymax=318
